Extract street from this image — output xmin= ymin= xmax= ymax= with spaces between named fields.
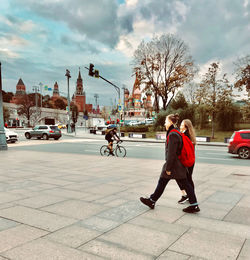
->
xmin=8 ymin=133 xmax=250 ymax=167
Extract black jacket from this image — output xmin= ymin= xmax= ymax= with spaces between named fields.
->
xmin=160 ymin=125 xmax=187 ymax=180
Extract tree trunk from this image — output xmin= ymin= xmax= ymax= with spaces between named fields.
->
xmin=211 ymin=112 xmax=215 ymax=139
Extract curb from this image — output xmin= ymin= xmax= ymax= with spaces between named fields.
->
xmin=62 ymin=133 xmax=228 ymax=147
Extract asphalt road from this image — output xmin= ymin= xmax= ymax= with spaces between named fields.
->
xmin=7 ymin=134 xmax=250 ymax=167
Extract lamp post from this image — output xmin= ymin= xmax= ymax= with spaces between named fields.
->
xmin=122 ymin=85 xmax=126 ymax=126
xmin=65 ymin=69 xmax=71 ymax=133
xmin=0 ymin=62 xmax=8 ymax=150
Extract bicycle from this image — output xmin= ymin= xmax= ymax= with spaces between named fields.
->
xmin=100 ymin=140 xmax=127 ymax=157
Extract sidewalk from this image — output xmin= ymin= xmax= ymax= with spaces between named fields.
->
xmin=0 ymin=148 xmax=249 ymax=259
xmin=63 ymin=129 xmax=228 ymax=147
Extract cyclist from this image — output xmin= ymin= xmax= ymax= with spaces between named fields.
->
xmin=105 ymin=127 xmax=120 ymax=156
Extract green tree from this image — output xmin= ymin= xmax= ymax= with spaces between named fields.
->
xmin=195 ymin=62 xmax=233 ymax=138
xmin=171 ymin=92 xmax=188 ymax=110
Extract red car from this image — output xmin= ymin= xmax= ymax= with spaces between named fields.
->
xmin=228 ymin=130 xmax=250 ymax=159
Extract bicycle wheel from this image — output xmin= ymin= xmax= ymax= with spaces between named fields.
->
xmin=100 ymin=145 xmax=110 ymax=156
xmin=115 ymin=146 xmax=126 ymax=157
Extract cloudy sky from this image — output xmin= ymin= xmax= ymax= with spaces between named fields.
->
xmin=0 ymin=0 xmax=249 ymax=106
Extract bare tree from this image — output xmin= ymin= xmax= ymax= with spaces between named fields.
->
xmin=17 ymin=94 xmax=37 ymax=127
xmin=183 ymin=82 xmax=199 ymax=104
xmin=133 ymin=34 xmax=196 ymax=112
xmin=234 ymin=55 xmax=250 ymax=97
xmin=195 ymin=62 xmax=233 ymax=138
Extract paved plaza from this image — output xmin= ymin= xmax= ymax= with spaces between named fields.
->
xmin=0 ymin=148 xmax=249 ymax=259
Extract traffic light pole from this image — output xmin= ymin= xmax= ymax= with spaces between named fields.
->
xmin=85 ymin=66 xmax=121 ymax=137
xmin=0 ymin=62 xmax=8 ymax=150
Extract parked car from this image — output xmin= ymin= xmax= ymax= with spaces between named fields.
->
xmin=4 ymin=127 xmax=18 ymax=143
xmin=145 ymin=118 xmax=154 ymax=125
xmin=127 ymin=120 xmax=140 ymax=126
xmin=24 ymin=125 xmax=61 ymax=140
xmin=228 ymin=130 xmax=250 ymax=159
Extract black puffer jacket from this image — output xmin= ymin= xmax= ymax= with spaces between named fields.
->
xmin=160 ymin=125 xmax=187 ymax=180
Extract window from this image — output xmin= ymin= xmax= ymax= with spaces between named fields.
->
xmin=39 ymin=126 xmax=48 ymax=130
xmin=240 ymin=133 xmax=250 ymax=139
xmin=50 ymin=126 xmax=59 ymax=130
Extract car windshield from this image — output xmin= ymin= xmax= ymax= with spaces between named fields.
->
xmin=50 ymin=126 xmax=59 ymax=130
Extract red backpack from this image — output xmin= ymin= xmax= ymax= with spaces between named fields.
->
xmin=167 ymin=129 xmax=195 ymax=167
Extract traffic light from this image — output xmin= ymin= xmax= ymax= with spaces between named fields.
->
xmin=94 ymin=70 xmax=99 ymax=78
xmin=88 ymin=63 xmax=94 ymax=76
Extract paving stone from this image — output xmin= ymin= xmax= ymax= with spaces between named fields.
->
xmin=97 ymin=200 xmax=146 ymax=223
xmin=224 ymin=206 xmax=250 ymax=226
xmin=205 ymin=191 xmax=243 ymax=205
xmin=175 ymin=214 xmax=250 ymax=239
xmin=238 ymin=239 xmax=250 ymax=259
xmin=78 ymin=216 xmax=120 ymax=232
xmin=79 ymin=238 xmax=153 ymax=260
xmin=156 ymin=250 xmax=190 ymax=260
xmin=0 ymin=217 xmax=19 ymax=231
xmin=2 ymin=238 xmax=102 ymax=260
xmin=16 ymin=194 xmax=67 ymax=208
xmin=0 ymin=225 xmax=48 ymax=253
xmin=237 ymin=195 xmax=250 ymax=209
xmin=169 ymin=228 xmax=244 ymax=259
xmin=0 ymin=206 xmax=77 ymax=232
xmin=129 ymin=216 xmax=188 ymax=236
xmin=41 ymin=199 xmax=107 ymax=220
xmin=43 ymin=188 xmax=89 ymax=199
xmin=0 ymin=192 xmax=23 ymax=204
xmin=142 ymin=206 xmax=185 ymax=223
xmin=45 ymin=224 xmax=100 ymax=248
xmin=99 ymin=223 xmax=178 ymax=256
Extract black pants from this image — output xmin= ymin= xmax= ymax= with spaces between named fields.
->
xmin=176 ymin=164 xmax=194 ymax=190
xmin=150 ymin=177 xmax=198 ymax=205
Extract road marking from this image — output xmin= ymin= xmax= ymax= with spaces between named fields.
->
xmin=197 ymin=156 xmax=233 ymax=161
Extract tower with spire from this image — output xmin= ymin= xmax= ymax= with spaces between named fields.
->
xmin=72 ymin=68 xmax=86 ymax=112
xmin=10 ymin=78 xmax=27 ymax=104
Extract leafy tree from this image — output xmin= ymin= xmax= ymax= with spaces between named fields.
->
xmin=234 ymin=55 xmax=250 ymax=96
xmin=216 ymin=102 xmax=241 ymax=131
xmin=133 ymin=34 xmax=196 ymax=112
xmin=240 ymin=100 xmax=250 ymax=122
xmin=171 ymin=92 xmax=188 ymax=110
xmin=195 ymin=62 xmax=233 ymax=138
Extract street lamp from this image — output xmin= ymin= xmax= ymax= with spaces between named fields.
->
xmin=65 ymin=69 xmax=71 ymax=133
xmin=122 ymin=85 xmax=126 ymax=125
xmin=0 ymin=62 xmax=8 ymax=150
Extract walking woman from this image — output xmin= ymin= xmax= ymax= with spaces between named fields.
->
xmin=140 ymin=114 xmax=200 ymax=213
xmin=177 ymin=119 xmax=196 ymax=204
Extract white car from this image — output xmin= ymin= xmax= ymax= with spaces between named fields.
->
xmin=4 ymin=127 xmax=18 ymax=143
xmin=145 ymin=118 xmax=154 ymax=125
xmin=127 ymin=121 xmax=140 ymax=126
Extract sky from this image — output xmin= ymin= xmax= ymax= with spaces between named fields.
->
xmin=0 ymin=0 xmax=249 ymax=106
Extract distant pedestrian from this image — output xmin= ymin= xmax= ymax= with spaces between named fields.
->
xmin=140 ymin=114 xmax=200 ymax=213
xmin=4 ymin=123 xmax=7 ymax=128
xmin=176 ymin=119 xmax=197 ymax=204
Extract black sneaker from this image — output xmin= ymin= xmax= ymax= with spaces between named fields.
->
xmin=183 ymin=205 xmax=200 ymax=213
xmin=178 ymin=196 xmax=188 ymax=204
xmin=140 ymin=197 xmax=155 ymax=209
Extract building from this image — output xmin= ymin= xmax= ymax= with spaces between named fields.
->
xmin=10 ymin=78 xmax=26 ymax=104
xmin=124 ymin=73 xmax=153 ymax=118
xmin=72 ymin=68 xmax=93 ymax=113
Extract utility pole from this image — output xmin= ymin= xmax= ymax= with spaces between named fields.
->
xmin=65 ymin=69 xmax=71 ymax=133
xmin=32 ymin=86 xmax=39 ymax=124
xmin=0 ymin=62 xmax=7 ymax=150
xmin=85 ymin=64 xmax=121 ymax=136
xmin=94 ymin=94 xmax=99 ymax=116
xmin=39 ymin=82 xmax=43 ymax=108
xmin=122 ymin=85 xmax=126 ymax=125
